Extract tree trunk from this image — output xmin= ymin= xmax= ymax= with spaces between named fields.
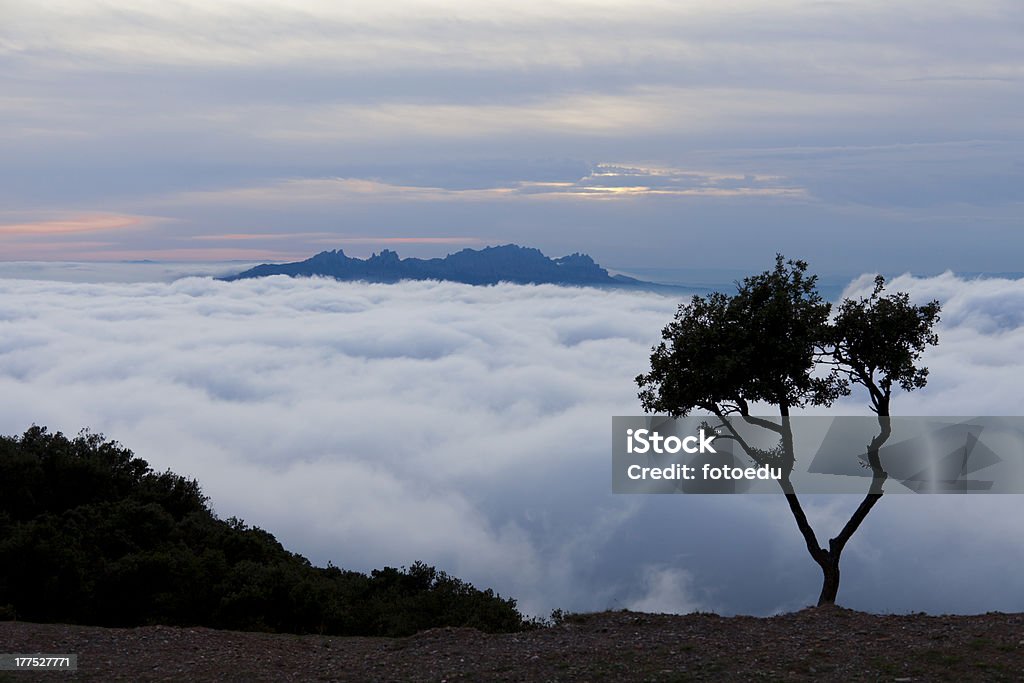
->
xmin=817 ymin=552 xmax=841 ymax=606
xmin=739 ymin=406 xmax=890 ymax=609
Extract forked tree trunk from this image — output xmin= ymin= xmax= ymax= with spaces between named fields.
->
xmin=724 ymin=408 xmax=889 ymax=607
xmin=783 ymin=406 xmax=891 ymax=607
xmin=784 ymin=473 xmax=886 ymax=606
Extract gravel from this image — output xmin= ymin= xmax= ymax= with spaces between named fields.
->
xmin=2 ymin=606 xmax=1023 ymax=681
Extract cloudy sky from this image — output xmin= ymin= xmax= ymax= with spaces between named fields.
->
xmin=2 ymin=1 xmax=1023 ymax=618
xmin=2 ymin=0 xmax=1022 ymax=272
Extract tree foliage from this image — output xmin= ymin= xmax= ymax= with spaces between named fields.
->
xmin=830 ymin=275 xmax=941 ymax=415
xmin=0 ymin=426 xmax=530 ymax=636
xmin=638 ymin=256 xmax=844 ymax=419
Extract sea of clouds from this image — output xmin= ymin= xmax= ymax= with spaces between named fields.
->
xmin=1 ymin=270 xmax=1022 ymax=617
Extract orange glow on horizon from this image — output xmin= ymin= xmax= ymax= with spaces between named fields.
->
xmin=0 ymin=214 xmax=154 ymax=236
xmin=0 ymin=245 xmax=309 ymax=263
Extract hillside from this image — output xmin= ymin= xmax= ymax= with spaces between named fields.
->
xmin=3 ymin=608 xmax=1023 ymax=681
xmin=0 ymin=427 xmax=530 ymax=637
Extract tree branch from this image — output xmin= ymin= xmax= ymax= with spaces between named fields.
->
xmin=709 ymin=407 xmax=772 ymax=467
xmin=829 ymin=413 xmax=890 ymax=554
xmin=778 ymin=477 xmax=828 ymax=567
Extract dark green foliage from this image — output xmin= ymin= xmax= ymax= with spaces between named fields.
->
xmin=830 ymin=275 xmax=941 ymax=414
xmin=0 ymin=426 xmax=529 ymax=636
xmin=637 ymin=255 xmax=844 ymax=418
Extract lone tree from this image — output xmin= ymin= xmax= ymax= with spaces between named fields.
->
xmin=636 ymin=256 xmax=940 ymax=606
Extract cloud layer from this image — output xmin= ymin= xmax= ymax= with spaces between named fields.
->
xmin=2 ymin=270 xmax=1023 ymax=616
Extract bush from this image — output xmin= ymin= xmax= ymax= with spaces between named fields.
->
xmin=0 ymin=426 xmax=530 ymax=636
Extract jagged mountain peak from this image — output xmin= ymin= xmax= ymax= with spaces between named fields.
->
xmin=223 ymin=243 xmax=626 ymax=287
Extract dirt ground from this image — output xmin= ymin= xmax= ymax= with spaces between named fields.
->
xmin=2 ymin=607 xmax=1023 ymax=681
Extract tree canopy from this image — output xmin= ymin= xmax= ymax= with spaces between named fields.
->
xmin=830 ymin=275 xmax=942 ymax=415
xmin=638 ymin=256 xmax=844 ymax=420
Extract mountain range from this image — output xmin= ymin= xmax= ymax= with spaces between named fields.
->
xmin=223 ymin=244 xmax=679 ymax=290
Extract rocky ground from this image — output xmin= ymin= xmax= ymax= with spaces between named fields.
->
xmin=2 ymin=607 xmax=1023 ymax=681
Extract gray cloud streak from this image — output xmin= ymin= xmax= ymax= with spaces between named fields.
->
xmin=2 ymin=1 xmax=1022 ymax=269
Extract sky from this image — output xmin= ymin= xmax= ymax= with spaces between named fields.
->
xmin=2 ymin=0 xmax=1023 ymax=618
xmin=2 ymin=0 xmax=1022 ymax=272
xmin=1 ymin=270 xmax=1023 ymax=617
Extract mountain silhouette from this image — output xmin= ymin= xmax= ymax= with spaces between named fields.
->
xmin=222 ymin=244 xmax=675 ymax=289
